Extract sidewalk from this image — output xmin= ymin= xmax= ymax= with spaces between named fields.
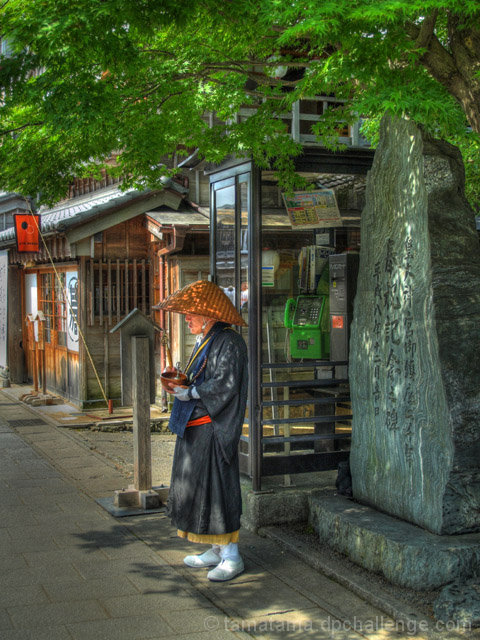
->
xmin=0 ymin=388 xmax=476 ymax=640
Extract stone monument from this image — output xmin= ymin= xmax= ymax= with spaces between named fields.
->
xmin=350 ymin=114 xmax=480 ymax=535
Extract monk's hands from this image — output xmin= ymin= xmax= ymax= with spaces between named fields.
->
xmin=172 ymin=386 xmax=190 ymax=401
xmin=171 ymin=386 xmax=199 ymax=401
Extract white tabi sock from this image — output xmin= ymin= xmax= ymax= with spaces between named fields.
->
xmin=219 ymin=542 xmax=241 ymax=562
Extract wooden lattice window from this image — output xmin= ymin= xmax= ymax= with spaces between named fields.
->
xmin=87 ymin=259 xmax=151 ymax=326
xmin=39 ymin=271 xmax=67 ymax=346
xmin=55 ymin=273 xmax=67 ymax=347
xmin=39 ymin=273 xmax=53 ymax=344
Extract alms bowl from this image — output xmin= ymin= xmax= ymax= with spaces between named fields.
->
xmin=160 ymin=370 xmax=188 ymax=393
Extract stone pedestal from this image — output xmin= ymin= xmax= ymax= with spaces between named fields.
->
xmin=350 ymin=115 xmax=480 ymax=535
xmin=308 ymin=494 xmax=480 ymax=590
xmin=114 ymin=486 xmax=161 ymax=509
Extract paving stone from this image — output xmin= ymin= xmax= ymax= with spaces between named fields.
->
xmin=56 ymin=460 xmax=103 ymax=475
xmin=32 ymin=477 xmax=77 ymax=493
xmin=72 ymin=557 xmax=158 ymax=580
xmin=0 ymin=467 xmax=26 ymax=480
xmin=43 ymin=576 xmax=140 ymax=603
xmin=222 ymin=609 xmax=362 ymax=640
xmin=0 ymin=553 xmax=28 ymax=572
xmin=125 ymin=569 xmax=214 ymax=608
xmin=0 ymin=607 xmax=14 ymax=631
xmin=53 ymin=526 xmax=137 ymax=550
xmin=13 ymin=493 xmax=76 ymax=510
xmin=22 ymin=547 xmax=106 ymax=568
xmin=72 ymin=513 xmax=115 ymax=529
xmin=0 ymin=432 xmax=31 ymax=446
xmin=33 ymin=444 xmax=86 ymax=459
xmin=149 ymin=632 xmax=249 ymax=640
xmin=21 ymin=516 xmax=87 ymax=534
xmin=53 ymin=494 xmax=93 ymax=512
xmin=0 ymin=584 xmax=50 ymax=608
xmin=10 ymin=487 xmax=49 ymax=502
xmin=9 ymin=449 xmax=42 ymax=461
xmin=3 ymin=533 xmax=60 ymax=554
xmin=202 ymin=574 xmax=317 ymax=620
xmin=98 ymin=540 xmax=162 ymax=561
xmin=0 ymin=626 xmax=72 ymax=640
xmin=102 ymin=591 xmax=215 ymax=618
xmin=13 ymin=428 xmax=54 ymax=438
xmin=0 ymin=528 xmax=12 ymax=544
xmin=67 ymin=615 xmax=173 ymax=640
xmin=160 ymin=607 xmax=226 ymax=634
xmin=7 ymin=600 xmax=107 ymax=629
xmin=58 ymin=455 xmax=101 ymax=468
xmin=4 ymin=477 xmax=69 ymax=490
xmin=243 ymin=533 xmax=392 ymax=622
xmin=25 ymin=469 xmax=62 ymax=480
xmin=1 ymin=564 xmax=82 ymax=587
xmin=0 ymin=507 xmax=49 ymax=528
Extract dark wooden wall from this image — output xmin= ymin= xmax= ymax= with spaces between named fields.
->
xmin=7 ymin=265 xmax=26 ymax=383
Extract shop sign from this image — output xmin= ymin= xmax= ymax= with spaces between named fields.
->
xmin=14 ymin=214 xmax=41 ymax=252
xmin=282 ymin=190 xmax=341 ymax=228
xmin=66 ymin=272 xmax=79 ymax=352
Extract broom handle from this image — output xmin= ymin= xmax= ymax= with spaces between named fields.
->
xmin=161 ymin=334 xmax=174 ymax=369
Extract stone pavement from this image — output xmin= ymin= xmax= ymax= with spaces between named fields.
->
xmin=0 ymin=388 xmax=478 ymax=640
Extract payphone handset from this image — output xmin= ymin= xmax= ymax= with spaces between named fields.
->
xmin=284 ymin=295 xmax=325 ymax=330
xmin=284 ymin=295 xmax=329 ymax=359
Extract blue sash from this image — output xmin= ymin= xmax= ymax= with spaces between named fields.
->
xmin=167 ymin=323 xmax=228 ymax=437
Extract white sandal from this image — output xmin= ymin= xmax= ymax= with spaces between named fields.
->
xmin=207 ymin=558 xmax=244 ymax=581
xmin=183 ymin=548 xmax=221 ymax=568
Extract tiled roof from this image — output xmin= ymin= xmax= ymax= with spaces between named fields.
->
xmin=0 ymin=185 xmax=153 ymax=247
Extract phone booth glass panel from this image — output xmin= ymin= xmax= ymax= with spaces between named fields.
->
xmin=209 ymin=160 xmax=361 ymax=490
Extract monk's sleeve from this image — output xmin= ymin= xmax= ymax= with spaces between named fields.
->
xmin=195 ymin=332 xmax=248 ymax=464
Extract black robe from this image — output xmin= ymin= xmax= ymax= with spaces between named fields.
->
xmin=166 ymin=326 xmax=248 ymax=536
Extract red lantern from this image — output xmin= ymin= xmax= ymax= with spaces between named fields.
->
xmin=14 ymin=214 xmax=40 ymax=252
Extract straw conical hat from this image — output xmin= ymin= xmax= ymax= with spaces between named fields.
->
xmin=155 ymin=280 xmax=247 ymax=326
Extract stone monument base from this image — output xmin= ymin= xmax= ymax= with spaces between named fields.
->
xmin=309 ymin=494 xmax=480 ymax=590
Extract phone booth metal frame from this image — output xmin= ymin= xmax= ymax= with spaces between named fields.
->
xmin=208 ymin=149 xmax=374 ymax=491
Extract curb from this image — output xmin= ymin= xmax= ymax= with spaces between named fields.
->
xmin=258 ymin=525 xmax=466 ymax=640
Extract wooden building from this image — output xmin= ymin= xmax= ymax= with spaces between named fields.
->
xmin=0 ymin=177 xmax=210 ymax=408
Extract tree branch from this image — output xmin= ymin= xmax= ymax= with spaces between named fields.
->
xmin=405 ymin=11 xmax=438 ymax=50
xmin=0 ymin=121 xmax=44 ymax=135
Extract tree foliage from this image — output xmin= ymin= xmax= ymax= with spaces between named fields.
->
xmin=1 ymin=0 xmax=479 ymax=205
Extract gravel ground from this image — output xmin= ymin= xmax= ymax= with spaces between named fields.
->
xmin=70 ymin=428 xmax=176 ymax=487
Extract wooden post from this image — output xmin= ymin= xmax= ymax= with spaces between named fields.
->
xmin=132 ymin=335 xmax=152 ymax=492
xmin=26 ymin=316 xmax=38 ymax=393
xmin=104 ymin=326 xmax=110 ymax=402
xmin=37 ymin=321 xmax=46 ymax=395
xmin=32 ymin=342 xmax=39 ymax=393
xmin=79 ymin=257 xmax=88 ymax=406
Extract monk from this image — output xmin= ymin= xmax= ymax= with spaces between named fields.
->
xmin=157 ymin=280 xmax=248 ymax=581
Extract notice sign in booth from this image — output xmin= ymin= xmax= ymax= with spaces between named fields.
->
xmin=14 ymin=214 xmax=40 ymax=252
xmin=283 ymin=190 xmax=341 ymax=228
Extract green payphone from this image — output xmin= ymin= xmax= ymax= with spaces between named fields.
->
xmin=284 ymin=295 xmax=330 ymax=359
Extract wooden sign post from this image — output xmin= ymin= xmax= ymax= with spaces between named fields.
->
xmin=132 ymin=335 xmax=152 ymax=492
xmin=110 ymin=309 xmax=163 ymax=511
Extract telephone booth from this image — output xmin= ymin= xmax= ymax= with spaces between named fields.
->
xmin=208 ymin=149 xmax=374 ymax=491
